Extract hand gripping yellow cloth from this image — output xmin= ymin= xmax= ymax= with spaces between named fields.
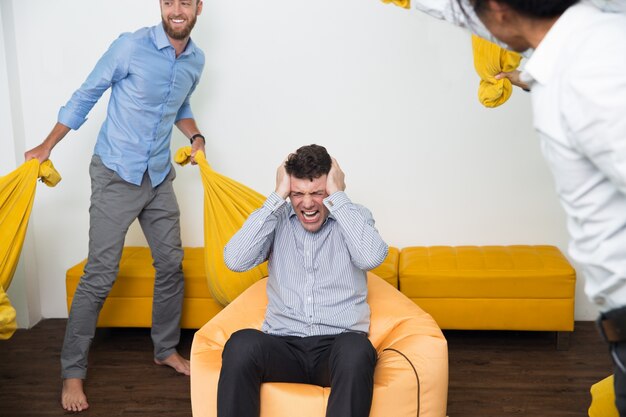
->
xmin=472 ymin=34 xmax=522 ymax=108
xmin=379 ymin=0 xmax=522 ymax=107
xmin=0 ymin=159 xmax=61 ymax=339
xmin=175 ymin=147 xmax=268 ymax=306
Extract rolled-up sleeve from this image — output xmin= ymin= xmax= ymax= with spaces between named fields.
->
xmin=58 ymin=34 xmax=132 ymax=130
xmin=324 ymin=191 xmax=388 ymax=271
xmin=175 ymin=79 xmax=198 ymax=122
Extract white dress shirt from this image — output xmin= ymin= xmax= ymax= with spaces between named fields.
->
xmin=521 ymin=3 xmax=626 ymax=312
xmin=589 ymin=0 xmax=626 ymax=12
xmin=411 ymin=1 xmax=626 ymax=311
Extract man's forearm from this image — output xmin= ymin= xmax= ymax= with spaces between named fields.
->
xmin=24 ymin=122 xmax=71 ymax=162
xmin=175 ymin=118 xmax=203 ymax=143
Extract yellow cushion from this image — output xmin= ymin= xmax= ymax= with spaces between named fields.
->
xmin=589 ymin=375 xmax=619 ymax=417
xmin=399 ymin=245 xmax=576 ymax=331
xmin=66 ymin=247 xmax=223 ymax=329
xmin=190 ymin=274 xmax=448 ymax=417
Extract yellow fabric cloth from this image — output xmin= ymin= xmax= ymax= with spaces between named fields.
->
xmin=472 ymin=34 xmax=522 ymax=108
xmin=379 ymin=1 xmax=521 ymax=108
xmin=0 ymin=287 xmax=16 ymax=340
xmin=0 ymin=159 xmax=61 ymax=339
xmin=381 ymin=0 xmax=410 ymax=8
xmin=589 ymin=375 xmax=619 ymax=417
xmin=175 ymin=147 xmax=268 ymax=306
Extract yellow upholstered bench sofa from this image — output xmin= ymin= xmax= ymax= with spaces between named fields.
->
xmin=399 ymin=245 xmax=576 ymax=348
xmin=65 ymin=245 xmax=575 ymax=345
xmin=65 ymin=247 xmax=223 ymax=329
xmin=65 ymin=246 xmax=400 ymax=329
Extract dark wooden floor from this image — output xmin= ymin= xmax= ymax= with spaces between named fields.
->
xmin=0 ymin=320 xmax=613 ymax=416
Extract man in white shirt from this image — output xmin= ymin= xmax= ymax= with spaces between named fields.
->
xmin=413 ymin=0 xmax=626 ymax=414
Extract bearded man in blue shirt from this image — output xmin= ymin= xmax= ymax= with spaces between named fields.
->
xmin=24 ymin=0 xmax=206 ymax=412
xmin=220 ymin=144 xmax=389 ymax=417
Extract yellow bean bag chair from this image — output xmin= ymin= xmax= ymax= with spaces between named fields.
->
xmin=190 ymin=273 xmax=449 ymax=417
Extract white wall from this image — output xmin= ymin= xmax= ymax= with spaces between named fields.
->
xmin=4 ymin=0 xmax=597 ymax=322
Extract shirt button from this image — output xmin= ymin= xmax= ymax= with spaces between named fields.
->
xmin=307 ymin=297 xmax=311 ymax=302
xmin=594 ymin=295 xmax=606 ymax=305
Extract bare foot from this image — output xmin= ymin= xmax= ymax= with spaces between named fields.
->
xmin=154 ymin=351 xmax=190 ymax=376
xmin=61 ymin=378 xmax=89 ymax=412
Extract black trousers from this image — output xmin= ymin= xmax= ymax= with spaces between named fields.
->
xmin=217 ymin=329 xmax=377 ymax=417
xmin=612 ymin=341 xmax=626 ymax=416
xmin=599 ymin=306 xmax=626 ymax=416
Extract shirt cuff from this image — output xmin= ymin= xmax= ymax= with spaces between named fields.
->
xmin=264 ymin=192 xmax=287 ymax=213
xmin=58 ymin=107 xmax=87 ymax=130
xmin=324 ymin=191 xmax=351 ymax=213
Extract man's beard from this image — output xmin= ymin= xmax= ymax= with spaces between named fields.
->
xmin=162 ymin=14 xmax=197 ymax=41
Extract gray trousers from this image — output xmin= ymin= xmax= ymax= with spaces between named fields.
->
xmin=61 ymin=155 xmax=184 ymax=379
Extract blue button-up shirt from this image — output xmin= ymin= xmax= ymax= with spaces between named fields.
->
xmin=58 ymin=23 xmax=204 ymax=187
xmin=224 ymin=191 xmax=389 ymax=337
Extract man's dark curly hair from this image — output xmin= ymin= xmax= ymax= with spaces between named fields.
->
xmin=285 ymin=144 xmax=332 ymax=181
xmin=461 ymin=0 xmax=577 ymax=18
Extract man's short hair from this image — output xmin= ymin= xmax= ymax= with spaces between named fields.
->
xmin=464 ymin=0 xmax=577 ymax=18
xmin=285 ymin=144 xmax=332 ymax=181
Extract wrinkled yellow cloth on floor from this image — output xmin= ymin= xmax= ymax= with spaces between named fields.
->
xmin=589 ymin=375 xmax=619 ymax=417
xmin=0 ymin=159 xmax=61 ymax=339
xmin=381 ymin=0 xmax=410 ymax=8
xmin=175 ymin=147 xmax=268 ymax=306
xmin=472 ymin=34 xmax=522 ymax=108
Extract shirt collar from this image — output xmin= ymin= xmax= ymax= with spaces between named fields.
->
xmin=152 ymin=22 xmax=198 ymax=57
xmin=523 ymin=3 xmax=591 ymax=86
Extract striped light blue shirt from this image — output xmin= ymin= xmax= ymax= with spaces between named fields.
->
xmin=58 ymin=23 xmax=204 ymax=187
xmin=224 ymin=191 xmax=389 ymax=337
